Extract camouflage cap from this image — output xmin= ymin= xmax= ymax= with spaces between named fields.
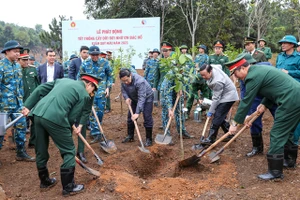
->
xmin=88 ymin=45 xmax=100 ymax=55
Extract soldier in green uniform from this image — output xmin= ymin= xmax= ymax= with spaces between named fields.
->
xmin=257 ymin=38 xmax=272 ymax=61
xmin=63 ymin=54 xmax=78 ymax=78
xmin=227 ymin=55 xmax=300 ymax=181
xmin=18 ymin=48 xmax=40 ymax=148
xmin=105 ymin=50 xmax=114 ymax=113
xmin=186 ymin=71 xmax=212 ymax=119
xmin=209 ymin=40 xmax=230 ymax=76
xmin=243 ymin=37 xmax=267 ymax=62
xmin=22 ymin=74 xmax=100 ymax=196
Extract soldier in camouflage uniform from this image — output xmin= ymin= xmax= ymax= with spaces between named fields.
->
xmin=0 ymin=40 xmax=35 ymax=161
xmin=160 ymin=70 xmax=194 ymax=139
xmin=63 ymin=54 xmax=78 ymax=78
xmin=29 ymin=56 xmax=40 ymax=68
xmin=180 ymin=44 xmax=194 ymax=96
xmin=18 ymin=48 xmax=40 ymax=148
xmin=144 ymin=48 xmax=160 ymax=89
xmin=194 ymin=44 xmax=209 ymax=69
xmin=209 ymin=40 xmax=230 ymax=76
xmin=79 ymin=45 xmax=113 ymax=144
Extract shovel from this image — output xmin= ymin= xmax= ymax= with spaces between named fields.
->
xmin=77 ymin=131 xmax=104 ymax=166
xmin=127 ymin=104 xmax=150 ymax=154
xmin=75 ymin=156 xmax=100 ymax=177
xmin=209 ymin=112 xmax=261 ymax=163
xmin=155 ymin=93 xmax=180 ymax=145
xmin=191 ymin=117 xmax=210 ymax=151
xmin=178 ymin=131 xmax=232 ymax=168
xmin=91 ymin=106 xmax=117 ymax=154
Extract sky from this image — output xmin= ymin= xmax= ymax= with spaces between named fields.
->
xmin=0 ymin=0 xmax=87 ymax=31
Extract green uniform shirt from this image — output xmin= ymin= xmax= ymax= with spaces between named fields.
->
xmin=209 ymin=54 xmax=230 ymax=76
xmin=243 ymin=49 xmax=267 ymax=62
xmin=234 ymin=65 xmax=300 ymax=124
xmin=257 ymin=47 xmax=272 ymax=60
xmin=22 ymin=66 xmax=40 ymax=102
xmin=24 ymin=79 xmax=93 ymax=127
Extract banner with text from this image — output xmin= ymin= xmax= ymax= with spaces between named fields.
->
xmin=62 ymin=17 xmax=160 ymax=69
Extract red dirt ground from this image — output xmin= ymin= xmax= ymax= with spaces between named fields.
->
xmin=0 ymin=69 xmax=299 ymax=200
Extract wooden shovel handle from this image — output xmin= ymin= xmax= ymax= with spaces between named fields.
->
xmin=221 ymin=111 xmax=261 ymax=150
xmin=127 ymin=104 xmax=146 ymax=149
xmin=201 ymin=117 xmax=210 ymax=138
xmin=92 ymin=106 xmax=105 ymax=134
xmin=163 ymin=93 xmax=181 ymax=136
xmin=73 ymin=125 xmax=97 ymax=155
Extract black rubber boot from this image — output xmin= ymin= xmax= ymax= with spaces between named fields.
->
xmin=16 ymin=148 xmax=35 ymax=162
xmin=77 ymin=152 xmax=87 ymax=163
xmin=258 ymin=154 xmax=284 ymax=180
xmin=61 ymin=167 xmax=84 ymax=196
xmin=38 ymin=166 xmax=57 ymax=190
xmin=144 ymin=127 xmax=153 ymax=147
xmin=246 ymin=134 xmax=264 ymax=157
xmin=201 ymin=124 xmax=219 ymax=145
xmin=122 ymin=124 xmax=135 ymax=143
xmin=220 ymin=121 xmax=233 ymax=142
xmin=283 ymin=145 xmax=298 ymax=168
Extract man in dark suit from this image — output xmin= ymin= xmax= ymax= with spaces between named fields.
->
xmin=37 ymin=49 xmax=64 ymax=83
xmin=68 ymin=46 xmax=89 ymax=80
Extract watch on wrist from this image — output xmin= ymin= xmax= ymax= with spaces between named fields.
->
xmin=230 ymin=120 xmax=238 ymax=127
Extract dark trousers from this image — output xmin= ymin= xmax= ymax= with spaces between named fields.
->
xmin=212 ymin=101 xmax=235 ymax=127
xmin=34 ymin=116 xmax=75 ymax=169
xmin=249 ymin=96 xmax=277 ymax=134
xmin=128 ymin=101 xmax=153 ymax=128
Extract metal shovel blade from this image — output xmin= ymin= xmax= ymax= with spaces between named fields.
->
xmin=208 ymin=151 xmax=220 ymax=163
xmin=178 ymin=155 xmax=201 ymax=168
xmin=138 ymin=146 xmax=150 ymax=154
xmin=155 ymin=134 xmax=173 ymax=145
xmin=100 ymin=140 xmax=117 ymax=154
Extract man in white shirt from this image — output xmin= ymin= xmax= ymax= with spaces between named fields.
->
xmin=37 ymin=49 xmax=64 ymax=84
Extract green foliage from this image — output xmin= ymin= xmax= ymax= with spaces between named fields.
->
xmin=112 ymin=46 xmax=141 ymax=80
xmin=224 ymin=43 xmax=243 ymax=61
xmin=160 ymin=47 xmax=195 ymax=94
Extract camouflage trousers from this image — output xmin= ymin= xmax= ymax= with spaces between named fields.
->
xmin=161 ymin=96 xmax=186 ymax=135
xmin=90 ymin=94 xmax=106 ymax=136
xmin=0 ymin=106 xmax=26 ymax=150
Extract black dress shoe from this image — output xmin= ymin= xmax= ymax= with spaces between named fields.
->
xmin=77 ymin=152 xmax=87 ymax=163
xmin=122 ymin=135 xmax=134 ymax=143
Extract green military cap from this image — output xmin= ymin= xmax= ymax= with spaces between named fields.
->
xmin=278 ymin=35 xmax=298 ymax=47
xmin=224 ymin=54 xmax=248 ymax=76
xmin=179 ymin=44 xmax=188 ymax=50
xmin=161 ymin=41 xmax=173 ymax=50
xmin=258 ymin=38 xmax=267 ymax=45
xmin=1 ymin=40 xmax=23 ymax=53
xmin=237 ymin=53 xmax=256 ymax=64
xmin=244 ymin=36 xmax=256 ymax=44
xmin=80 ymin=73 xmax=101 ymax=89
xmin=69 ymin=54 xmax=78 ymax=60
